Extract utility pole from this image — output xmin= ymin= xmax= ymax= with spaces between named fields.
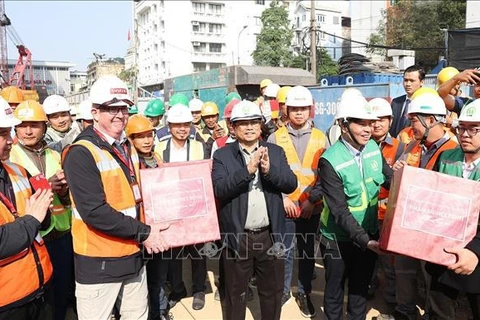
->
xmin=440 ymin=28 xmax=449 ymax=65
xmin=310 ymin=0 xmax=317 ymax=80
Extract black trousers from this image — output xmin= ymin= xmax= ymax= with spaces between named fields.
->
xmin=0 ymin=296 xmax=46 ymax=320
xmin=320 ymin=240 xmax=377 ymax=320
xmin=169 ymin=244 xmax=207 ymax=295
xmin=429 ymin=275 xmax=480 ymax=320
xmin=223 ymin=230 xmax=284 ymax=320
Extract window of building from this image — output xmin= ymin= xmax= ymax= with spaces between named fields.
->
xmin=154 ymin=43 xmax=158 ymax=51
xmin=255 ymin=17 xmax=261 ymax=26
xmin=161 ymin=61 xmax=165 ymax=70
xmin=160 ymin=20 xmax=165 ymax=29
xmin=302 ymin=14 xmax=306 ymax=22
xmin=192 ymin=23 xmax=200 ymax=32
xmin=153 ymin=4 xmax=156 ymax=13
xmin=209 ymin=23 xmax=222 ymax=34
xmin=317 ymin=15 xmax=325 ymax=23
xmin=193 ymin=42 xmax=207 ymax=52
xmin=193 ymin=63 xmax=207 ymax=72
xmin=209 ymin=63 xmax=225 ymax=69
xmin=154 ymin=24 xmax=158 ymax=32
xmin=192 ymin=2 xmax=206 ymax=12
xmin=155 ymin=64 xmax=158 ymax=71
xmin=320 ymin=31 xmax=326 ymax=40
xmin=296 ymin=16 xmax=300 ymax=27
xmin=333 ymin=16 xmax=339 ymax=25
xmin=209 ymin=43 xmax=222 ymax=53
xmin=255 ymin=0 xmax=265 ymax=4
xmin=209 ymin=3 xmax=222 ymax=14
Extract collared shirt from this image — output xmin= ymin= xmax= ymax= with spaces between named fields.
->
xmin=169 ymin=141 xmax=188 ymax=163
xmin=462 ymin=157 xmax=480 ymax=179
xmin=379 ymin=134 xmax=395 ymax=149
xmin=239 ymin=142 xmax=270 ymax=230
xmin=420 ymin=132 xmax=451 ymax=169
xmin=341 ymin=137 xmax=364 ymax=175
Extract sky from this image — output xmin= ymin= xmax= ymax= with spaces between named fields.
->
xmin=5 ymin=1 xmax=132 ymax=71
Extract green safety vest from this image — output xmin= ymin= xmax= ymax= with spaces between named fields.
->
xmin=437 ymin=147 xmax=480 ymax=181
xmin=320 ymin=139 xmax=385 ymax=241
xmin=10 ymin=144 xmax=72 ymax=236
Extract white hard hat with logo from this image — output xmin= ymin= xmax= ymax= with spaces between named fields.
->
xmin=458 ymin=99 xmax=480 ymax=122
xmin=0 ymin=96 xmax=21 ymax=128
xmin=407 ymin=93 xmax=446 ymax=116
xmin=167 ymin=104 xmax=193 ymax=123
xmin=286 ymin=85 xmax=313 ymax=107
xmin=369 ymin=98 xmax=392 ymax=117
xmin=264 ymin=83 xmax=281 ymax=98
xmin=230 ymin=100 xmax=263 ymax=122
xmin=89 ymin=75 xmax=133 ymax=107
xmin=335 ymin=95 xmax=379 ymax=121
xmin=43 ymin=94 xmax=71 ymax=115
xmin=77 ymin=99 xmax=93 ymax=121
xmin=188 ymin=98 xmax=203 ymax=112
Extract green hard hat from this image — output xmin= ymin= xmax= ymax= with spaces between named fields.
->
xmin=169 ymin=93 xmax=189 ymax=107
xmin=226 ymin=92 xmax=241 ymax=105
xmin=128 ymin=105 xmax=138 ymax=115
xmin=144 ymin=99 xmax=165 ymax=117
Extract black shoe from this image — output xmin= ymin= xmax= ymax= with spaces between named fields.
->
xmin=296 ymin=293 xmax=316 ymax=318
xmin=168 ymin=289 xmax=187 ymax=309
xmin=192 ymin=292 xmax=206 ymax=310
xmin=281 ymin=291 xmax=291 ymax=306
xmin=248 ymin=276 xmax=257 ymax=288
xmin=214 ymin=287 xmax=225 ymax=301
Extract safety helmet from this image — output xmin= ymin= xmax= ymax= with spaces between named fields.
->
xmin=223 ymin=99 xmax=240 ymax=119
xmin=167 ymin=104 xmax=193 ymax=123
xmin=77 ymin=99 xmax=93 ymax=121
xmin=70 ymin=105 xmax=78 ymax=116
xmin=1 ymin=86 xmax=24 ymax=104
xmin=145 ymin=99 xmax=165 ymax=117
xmin=270 ymin=100 xmax=280 ymax=119
xmin=457 ymin=99 xmax=480 ymax=122
xmin=264 ymin=83 xmax=281 ymax=98
xmin=128 ymin=105 xmax=139 ymax=115
xmin=335 ymin=95 xmax=378 ymax=121
xmin=169 ymin=93 xmax=189 ymax=107
xmin=201 ymin=102 xmax=219 ymax=117
xmin=226 ymin=92 xmax=241 ymax=105
xmin=369 ymin=98 xmax=393 ymax=117
xmin=407 ymin=93 xmax=446 ymax=116
xmin=90 ymin=75 xmax=133 ymax=107
xmin=286 ymin=86 xmax=313 ymax=107
xmin=0 ymin=96 xmax=21 ymax=128
xmin=14 ymin=100 xmax=48 ymax=122
xmin=125 ymin=114 xmax=154 ymax=137
xmin=411 ymin=87 xmax=439 ymax=100
xmin=276 ymin=86 xmax=292 ymax=104
xmin=42 ymin=94 xmax=71 ymax=115
xmin=437 ymin=67 xmax=459 ymax=86
xmin=231 ymin=100 xmax=263 ymax=123
xmin=188 ymin=98 xmax=203 ymax=112
xmin=260 ymin=79 xmax=273 ymax=90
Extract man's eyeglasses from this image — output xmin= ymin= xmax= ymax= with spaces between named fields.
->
xmin=100 ymin=106 xmax=129 ymax=115
xmin=457 ymin=126 xmax=480 ymax=137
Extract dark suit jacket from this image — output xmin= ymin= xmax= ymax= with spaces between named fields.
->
xmin=389 ymin=94 xmax=411 ymax=138
xmin=212 ymin=140 xmax=297 ymax=252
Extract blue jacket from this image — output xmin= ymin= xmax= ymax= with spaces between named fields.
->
xmin=212 ymin=140 xmax=297 ymax=252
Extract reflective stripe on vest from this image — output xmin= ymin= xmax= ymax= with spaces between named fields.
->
xmin=274 ymin=126 xmax=326 ymax=202
xmin=10 ymin=144 xmax=71 ymax=235
xmin=378 ymin=138 xmax=402 ymax=220
xmin=69 ymin=140 xmax=141 ymax=258
xmin=0 ymin=161 xmax=53 ymax=310
xmin=403 ymin=138 xmax=458 ymax=170
xmin=155 ymin=139 xmax=205 ymax=161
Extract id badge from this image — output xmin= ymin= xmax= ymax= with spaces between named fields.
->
xmin=131 ymin=182 xmax=142 ymax=203
xmin=35 ymin=232 xmax=44 ymax=245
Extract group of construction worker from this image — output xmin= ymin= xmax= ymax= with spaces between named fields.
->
xmin=0 ymin=63 xmax=479 ymax=320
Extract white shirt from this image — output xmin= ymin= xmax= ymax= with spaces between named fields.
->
xmin=169 ymin=141 xmax=188 ymax=163
xmin=462 ymin=157 xmax=480 ymax=179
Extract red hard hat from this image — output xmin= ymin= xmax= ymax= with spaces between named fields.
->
xmin=224 ymin=98 xmax=240 ymax=119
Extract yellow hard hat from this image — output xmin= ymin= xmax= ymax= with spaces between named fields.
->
xmin=125 ymin=114 xmax=154 ymax=137
xmin=411 ymin=87 xmax=439 ymax=100
xmin=260 ymin=79 xmax=273 ymax=89
xmin=437 ymin=67 xmax=459 ymax=86
xmin=201 ymin=101 xmax=219 ymax=117
xmin=276 ymin=86 xmax=292 ymax=104
xmin=1 ymin=86 xmax=25 ymax=104
xmin=14 ymin=100 xmax=47 ymax=122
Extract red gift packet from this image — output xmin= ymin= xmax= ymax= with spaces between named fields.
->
xmin=379 ymin=165 xmax=480 ymax=266
xmin=140 ymin=159 xmax=220 ymax=248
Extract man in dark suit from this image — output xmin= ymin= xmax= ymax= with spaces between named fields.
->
xmin=212 ymin=100 xmax=297 ymax=320
xmin=389 ymin=65 xmax=425 ymax=137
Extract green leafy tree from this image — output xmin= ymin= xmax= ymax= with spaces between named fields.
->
xmin=252 ymin=0 xmax=294 ymax=67
xmin=317 ymin=48 xmax=338 ymax=78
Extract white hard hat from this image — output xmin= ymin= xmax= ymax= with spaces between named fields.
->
xmin=264 ymin=83 xmax=281 ymax=98
xmin=286 ymin=85 xmax=313 ymax=107
xmin=0 ymin=96 xmax=21 ymax=128
xmin=340 ymin=88 xmax=363 ymax=101
xmin=369 ymin=98 xmax=392 ymax=117
xmin=89 ymin=75 xmax=133 ymax=107
xmin=408 ymin=93 xmax=446 ymax=116
xmin=230 ymin=100 xmax=263 ymax=122
xmin=458 ymin=99 xmax=480 ymax=122
xmin=70 ymin=105 xmax=78 ymax=116
xmin=43 ymin=94 xmax=71 ymax=115
xmin=77 ymin=99 xmax=93 ymax=121
xmin=335 ymin=95 xmax=379 ymax=121
xmin=188 ymin=98 xmax=203 ymax=112
xmin=167 ymin=104 xmax=193 ymax=123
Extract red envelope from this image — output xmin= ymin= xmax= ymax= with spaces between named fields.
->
xmin=140 ymin=159 xmax=220 ymax=248
xmin=380 ymin=165 xmax=480 ymax=266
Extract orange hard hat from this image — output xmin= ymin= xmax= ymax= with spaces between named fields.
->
xmin=14 ymin=100 xmax=47 ymax=122
xmin=1 ymin=86 xmax=25 ymax=104
xmin=125 ymin=114 xmax=154 ymax=137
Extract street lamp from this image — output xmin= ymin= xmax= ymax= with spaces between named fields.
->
xmin=237 ymin=25 xmax=248 ymax=65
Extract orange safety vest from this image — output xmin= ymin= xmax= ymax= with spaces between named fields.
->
xmin=403 ymin=138 xmax=458 ymax=170
xmin=398 ymin=126 xmax=457 ymax=145
xmin=0 ymin=161 xmax=53 ymax=310
xmin=274 ymin=126 xmax=326 ymax=203
xmin=68 ymin=140 xmax=143 ymax=258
